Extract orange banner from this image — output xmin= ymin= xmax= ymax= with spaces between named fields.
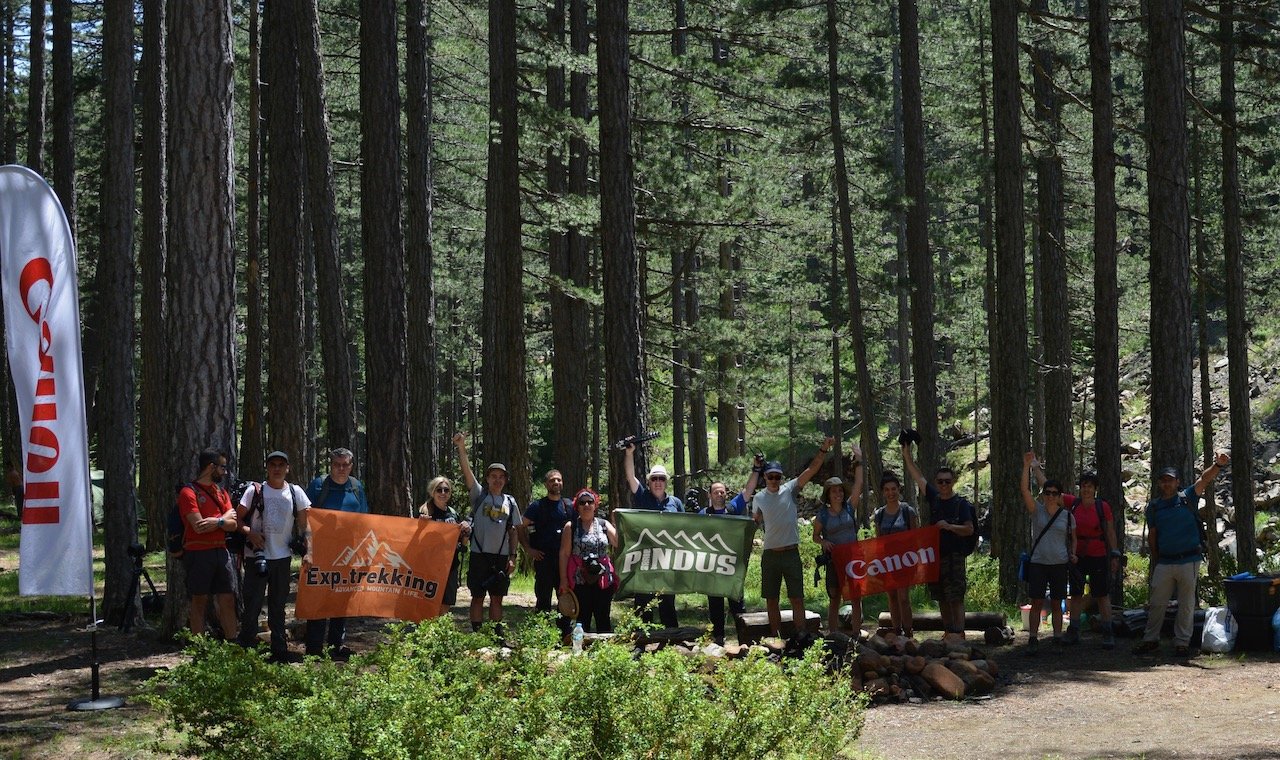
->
xmin=831 ymin=525 xmax=941 ymax=599
xmin=295 ymin=510 xmax=461 ymax=622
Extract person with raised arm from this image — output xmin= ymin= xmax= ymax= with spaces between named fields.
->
xmin=455 ymin=432 xmax=523 ymax=634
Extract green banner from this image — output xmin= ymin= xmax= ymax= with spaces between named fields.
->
xmin=614 ymin=510 xmax=756 ymax=598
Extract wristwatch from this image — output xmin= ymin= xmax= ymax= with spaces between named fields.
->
xmin=217 ymin=517 xmax=225 ymax=529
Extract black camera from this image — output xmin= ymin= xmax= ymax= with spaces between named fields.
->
xmin=481 ymin=568 xmax=509 ymax=591
xmin=683 ymin=488 xmax=701 ymax=511
xmin=582 ymin=554 xmax=606 ymax=583
xmin=289 ymin=534 xmax=307 ymax=557
xmin=815 ymin=552 xmax=832 ymax=567
xmin=127 ymin=542 xmax=147 ymax=560
xmin=251 ymin=551 xmax=269 ymax=577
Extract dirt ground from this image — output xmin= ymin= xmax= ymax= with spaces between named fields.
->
xmin=2 ymin=592 xmax=1279 ymax=760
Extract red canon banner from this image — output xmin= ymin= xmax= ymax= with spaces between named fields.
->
xmin=830 ymin=525 xmax=941 ymax=599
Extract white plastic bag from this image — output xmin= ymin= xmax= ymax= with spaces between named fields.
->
xmin=1201 ymin=606 xmax=1237 ymax=653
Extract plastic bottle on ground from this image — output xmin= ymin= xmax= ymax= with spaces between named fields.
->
xmin=572 ymin=622 xmax=584 ymax=654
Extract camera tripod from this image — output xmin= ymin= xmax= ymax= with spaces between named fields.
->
xmin=120 ymin=551 xmax=160 ymax=633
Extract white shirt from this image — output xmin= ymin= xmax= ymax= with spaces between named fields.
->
xmin=240 ymin=482 xmax=311 ymax=560
xmin=752 ymin=478 xmax=801 ymax=550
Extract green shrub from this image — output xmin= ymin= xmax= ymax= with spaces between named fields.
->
xmin=147 ymin=618 xmax=865 ymax=760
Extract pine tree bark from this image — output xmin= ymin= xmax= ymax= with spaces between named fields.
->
xmin=3 ymin=1 xmax=15 ymax=163
xmin=263 ymin=0 xmax=307 ymax=471
xmin=1220 ymin=3 xmax=1255 ymax=571
xmin=598 ymin=0 xmax=648 ymax=505
xmin=25 ymin=0 xmax=44 ymax=173
xmin=1031 ymin=0 xmax=1071 ymax=483
xmin=480 ymin=0 xmax=531 ymax=506
xmin=889 ymin=1 xmax=914 ymax=503
xmin=830 ymin=0 xmax=883 ymax=501
xmin=1088 ymin=0 xmax=1124 ymax=598
xmin=300 ymin=0 xmax=358 ymax=462
xmin=899 ymin=0 xmax=938 ymax=483
xmin=406 ymin=0 xmax=438 ymax=499
xmin=1192 ymin=114 xmax=1219 ymax=581
xmin=990 ymin=0 xmax=1030 ymax=602
xmin=50 ymin=0 xmax=72 ymax=227
xmin=240 ymin=0 xmax=264 ymax=482
xmin=361 ymin=0 xmax=412 ymax=514
xmin=1144 ymin=0 xmax=1193 ymax=479
xmin=99 ymin=0 xmax=139 ymax=626
xmin=161 ymin=0 xmax=238 ymax=638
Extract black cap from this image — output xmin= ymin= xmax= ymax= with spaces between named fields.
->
xmin=1157 ymin=466 xmax=1179 ymax=480
xmin=265 ymin=450 xmax=289 ymax=464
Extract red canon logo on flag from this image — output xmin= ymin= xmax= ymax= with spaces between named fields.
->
xmin=19 ymin=257 xmax=62 ymax=525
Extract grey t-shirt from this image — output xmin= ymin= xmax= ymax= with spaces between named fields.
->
xmin=468 ymin=481 xmax=524 ymax=555
xmin=752 ymin=479 xmax=801 ymax=550
xmin=1029 ymin=502 xmax=1074 ymax=565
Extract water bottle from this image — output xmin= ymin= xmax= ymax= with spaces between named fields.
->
xmin=1271 ymin=607 xmax=1280 ymax=652
xmin=572 ymin=622 xmax=584 ymax=654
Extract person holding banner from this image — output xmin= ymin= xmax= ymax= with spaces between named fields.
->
xmin=418 ymin=475 xmax=469 ymax=606
xmin=559 ymin=488 xmax=619 ymax=632
xmin=178 ymin=449 xmax=241 ymax=639
xmin=872 ymin=472 xmax=919 ymax=638
xmin=701 ymin=463 xmax=760 ymax=644
xmin=305 ymin=447 xmax=368 ymax=658
xmin=455 ymin=432 xmax=523 ymax=633
xmin=753 ymin=436 xmax=834 ymax=640
xmin=1020 ymin=451 xmax=1077 ymax=654
xmin=902 ymin=432 xmax=976 ymax=641
xmin=623 ymin=443 xmax=682 ymax=628
xmin=235 ymin=450 xmax=312 ymax=662
xmin=813 ymin=453 xmax=864 ymax=635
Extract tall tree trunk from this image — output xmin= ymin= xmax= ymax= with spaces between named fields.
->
xmin=1220 ymin=1 xmax=1255 ymax=571
xmin=240 ymin=0 xmax=264 ymax=482
xmin=161 ymin=0 xmax=238 ymax=638
xmin=4 ymin=0 xmax=15 ymax=163
xmin=1191 ymin=108 xmax=1219 ymax=581
xmin=406 ymin=0 xmax=437 ymax=499
xmin=598 ymin=0 xmax=648 ymax=506
xmin=26 ymin=0 xmax=44 ymax=174
xmin=99 ymin=0 xmax=139 ymax=626
xmin=889 ymin=0 xmax=914 ymax=502
xmin=263 ymin=0 xmax=307 ymax=471
xmin=50 ymin=0 xmax=72 ymax=227
xmin=672 ymin=247 xmax=688 ymax=495
xmin=1144 ymin=0 xmax=1193 ymax=478
xmin=361 ymin=0 xmax=411 ymax=514
xmin=1088 ymin=0 xmax=1124 ymax=597
xmin=139 ymin=0 xmax=169 ymax=549
xmin=977 ymin=6 xmax=995 ymax=516
xmin=899 ymin=0 xmax=938 ymax=485
xmin=300 ymin=0 xmax=357 ymax=461
xmin=829 ymin=0 xmax=882 ymax=502
xmin=481 ymin=0 xmax=531 ymax=506
xmin=1031 ymin=0 xmax=1072 ymax=483
xmin=990 ymin=0 xmax=1030 ymax=603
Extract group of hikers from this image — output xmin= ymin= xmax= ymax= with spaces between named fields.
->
xmin=174 ymin=422 xmax=1232 ymax=661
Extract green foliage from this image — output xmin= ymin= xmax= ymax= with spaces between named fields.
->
xmin=147 ymin=618 xmax=864 ymax=760
xmin=1122 ymin=553 xmax=1150 ymax=610
xmin=962 ymin=554 xmax=1006 ymax=614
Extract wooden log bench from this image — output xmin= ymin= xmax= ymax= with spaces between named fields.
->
xmin=735 ymin=610 xmax=822 ymax=644
xmin=876 ymin=611 xmax=1007 ymax=631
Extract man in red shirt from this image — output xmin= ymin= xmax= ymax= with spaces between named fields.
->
xmin=178 ymin=449 xmax=240 ymax=638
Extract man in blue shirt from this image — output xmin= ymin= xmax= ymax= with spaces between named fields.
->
xmin=623 ymin=443 xmax=682 ymax=628
xmin=1134 ymin=451 xmax=1229 ymax=657
xmin=700 ymin=461 xmax=760 ymax=644
xmin=303 ymin=447 xmax=368 ymax=658
xmin=521 ymin=469 xmax=575 ymax=634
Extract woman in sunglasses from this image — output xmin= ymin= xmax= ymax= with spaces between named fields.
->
xmin=419 ymin=475 xmax=470 ymax=607
xmin=559 ymin=488 xmax=619 ymax=632
xmin=1019 ymin=451 xmax=1077 ymax=653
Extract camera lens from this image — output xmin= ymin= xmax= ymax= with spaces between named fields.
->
xmin=253 ymin=553 xmax=268 ymax=577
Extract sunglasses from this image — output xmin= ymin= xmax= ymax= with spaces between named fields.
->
xmin=578 ymin=499 xmax=597 ymax=507
xmin=765 ymin=474 xmax=783 ymax=481
xmin=935 ymin=478 xmax=953 ymax=486
xmin=435 ymin=486 xmax=451 ymax=494
xmin=1043 ymin=490 xmax=1061 ymax=497
xmin=649 ymin=476 xmax=667 ymax=482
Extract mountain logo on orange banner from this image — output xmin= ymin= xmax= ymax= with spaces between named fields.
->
xmin=333 ymin=530 xmax=412 ymax=570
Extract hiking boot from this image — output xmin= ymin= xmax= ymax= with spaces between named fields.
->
xmin=1062 ymin=624 xmax=1080 ymax=645
xmin=1174 ymin=644 xmax=1194 ymax=658
xmin=1101 ymin=632 xmax=1115 ymax=649
xmin=1132 ymin=639 xmax=1159 ymax=655
xmin=1025 ymin=637 xmax=1039 ymax=656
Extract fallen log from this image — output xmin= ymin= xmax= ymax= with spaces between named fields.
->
xmin=876 ymin=611 xmax=1007 ymax=631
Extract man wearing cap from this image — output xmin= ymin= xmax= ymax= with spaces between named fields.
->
xmin=700 ymin=458 xmax=761 ymax=644
xmin=304 ymin=447 xmax=368 ymax=657
xmin=235 ymin=450 xmax=312 ymax=661
xmin=455 ymin=432 xmax=523 ymax=632
xmin=623 ymin=442 xmax=683 ymax=628
xmin=521 ymin=469 xmax=576 ymax=634
xmin=1134 ymin=452 xmax=1229 ymax=657
xmin=178 ymin=448 xmax=241 ymax=638
xmin=752 ymin=436 xmax=834 ymax=639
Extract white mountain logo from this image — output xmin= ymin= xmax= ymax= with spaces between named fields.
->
xmin=624 ymin=528 xmax=735 ymax=555
xmin=333 ymin=530 xmax=412 ymax=570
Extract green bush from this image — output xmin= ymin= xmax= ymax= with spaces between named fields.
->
xmin=147 ymin=618 xmax=865 ymax=760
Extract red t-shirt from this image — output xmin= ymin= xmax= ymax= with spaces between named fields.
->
xmin=1063 ymin=494 xmax=1113 ymax=558
xmin=180 ymin=482 xmax=233 ymax=551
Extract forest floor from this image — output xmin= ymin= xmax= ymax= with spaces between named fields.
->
xmin=2 ymin=586 xmax=1279 ymax=760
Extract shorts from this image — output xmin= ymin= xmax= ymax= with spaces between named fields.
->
xmin=1025 ymin=562 xmax=1069 ymax=601
xmin=1068 ymin=555 xmax=1111 ymax=597
xmin=928 ymin=552 xmax=968 ymax=602
xmin=761 ymin=547 xmax=803 ymax=600
xmin=466 ymin=552 xmax=511 ymax=596
xmin=183 ymin=548 xmax=236 ymax=596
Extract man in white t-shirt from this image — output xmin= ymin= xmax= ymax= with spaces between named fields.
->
xmin=752 ymin=436 xmax=833 ymax=638
xmin=234 ymin=450 xmax=312 ymax=661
